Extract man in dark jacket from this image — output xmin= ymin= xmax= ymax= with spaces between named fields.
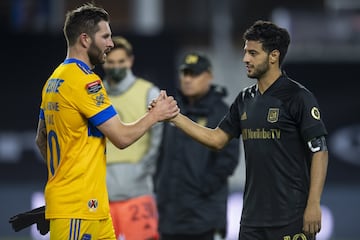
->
xmin=155 ymin=52 xmax=240 ymax=240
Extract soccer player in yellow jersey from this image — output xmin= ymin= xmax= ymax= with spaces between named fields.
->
xmin=35 ymin=3 xmax=179 ymax=240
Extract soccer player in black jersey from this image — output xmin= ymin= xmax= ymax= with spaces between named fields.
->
xmin=166 ymin=20 xmax=328 ymax=240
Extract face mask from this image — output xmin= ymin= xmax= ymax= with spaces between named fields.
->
xmin=105 ymin=67 xmax=127 ymax=83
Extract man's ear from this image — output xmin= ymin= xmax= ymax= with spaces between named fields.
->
xmin=269 ymin=50 xmax=280 ymax=64
xmin=80 ymin=33 xmax=90 ymax=48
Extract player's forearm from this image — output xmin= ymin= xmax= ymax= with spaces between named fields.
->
xmin=171 ymin=113 xmax=226 ymax=150
xmin=102 ymin=92 xmax=177 ymax=150
xmin=100 ymin=113 xmax=158 ymax=150
xmin=35 ymin=120 xmax=47 ymax=161
xmin=307 ymin=151 xmax=328 ymax=204
xmin=36 ymin=140 xmax=47 ymax=160
xmin=121 ymin=112 xmax=159 ymax=148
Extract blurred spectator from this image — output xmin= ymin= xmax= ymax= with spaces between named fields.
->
xmin=155 ymin=52 xmax=239 ymax=240
xmin=103 ymin=36 xmax=163 ymax=240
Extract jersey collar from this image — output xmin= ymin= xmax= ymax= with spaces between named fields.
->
xmin=257 ymin=72 xmax=287 ymax=95
xmin=63 ymin=58 xmax=92 ymax=72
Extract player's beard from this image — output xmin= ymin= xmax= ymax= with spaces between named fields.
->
xmin=247 ymin=57 xmax=270 ymax=79
xmin=88 ymin=41 xmax=105 ymax=66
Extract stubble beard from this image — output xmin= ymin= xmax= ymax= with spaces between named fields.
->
xmin=88 ymin=42 xmax=105 ymax=66
xmin=247 ymin=59 xmax=270 ymax=80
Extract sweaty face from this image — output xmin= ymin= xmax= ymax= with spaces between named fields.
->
xmin=243 ymin=40 xmax=270 ymax=79
xmin=179 ymin=70 xmax=212 ymax=100
xmin=88 ymin=21 xmax=114 ymax=66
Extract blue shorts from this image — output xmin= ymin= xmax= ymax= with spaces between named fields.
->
xmin=49 ymin=215 xmax=115 ymax=240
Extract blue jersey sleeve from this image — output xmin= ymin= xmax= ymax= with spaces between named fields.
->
xmin=89 ymin=105 xmax=117 ymax=126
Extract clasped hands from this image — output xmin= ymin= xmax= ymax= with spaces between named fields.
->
xmin=148 ymin=90 xmax=180 ymax=121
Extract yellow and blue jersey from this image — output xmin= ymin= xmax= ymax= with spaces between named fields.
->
xmin=39 ymin=58 xmax=117 ymax=220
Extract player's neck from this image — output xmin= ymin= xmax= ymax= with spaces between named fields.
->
xmin=257 ymin=68 xmax=282 ymax=94
xmin=66 ymin=47 xmax=94 ymax=69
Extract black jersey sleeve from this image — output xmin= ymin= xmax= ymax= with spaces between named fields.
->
xmin=291 ymin=88 xmax=328 ymax=142
xmin=218 ymin=93 xmax=242 ymax=138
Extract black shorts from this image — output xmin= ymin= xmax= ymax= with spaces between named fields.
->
xmin=238 ymin=217 xmax=315 ymax=240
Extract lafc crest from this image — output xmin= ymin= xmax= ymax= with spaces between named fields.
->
xmin=267 ymin=108 xmax=279 ymax=123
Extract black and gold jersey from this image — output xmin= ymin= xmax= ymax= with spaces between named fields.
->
xmin=219 ymin=74 xmax=327 ymax=227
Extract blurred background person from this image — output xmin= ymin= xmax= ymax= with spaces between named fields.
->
xmin=155 ymin=52 xmax=240 ymax=240
xmin=103 ymin=36 xmax=163 ymax=240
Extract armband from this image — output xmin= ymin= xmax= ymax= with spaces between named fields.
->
xmin=307 ymin=136 xmax=328 ymax=153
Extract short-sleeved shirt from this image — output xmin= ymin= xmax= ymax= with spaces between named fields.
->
xmin=219 ymin=74 xmax=327 ymax=227
xmin=39 ymin=58 xmax=117 ymax=220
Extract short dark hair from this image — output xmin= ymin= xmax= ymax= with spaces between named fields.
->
xmin=243 ymin=20 xmax=290 ymax=65
xmin=63 ymin=3 xmax=110 ymax=46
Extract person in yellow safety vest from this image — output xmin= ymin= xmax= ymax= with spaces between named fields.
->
xmin=102 ymin=36 xmax=163 ymax=240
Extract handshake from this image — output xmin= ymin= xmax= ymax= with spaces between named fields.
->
xmin=148 ymin=90 xmax=180 ymax=122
